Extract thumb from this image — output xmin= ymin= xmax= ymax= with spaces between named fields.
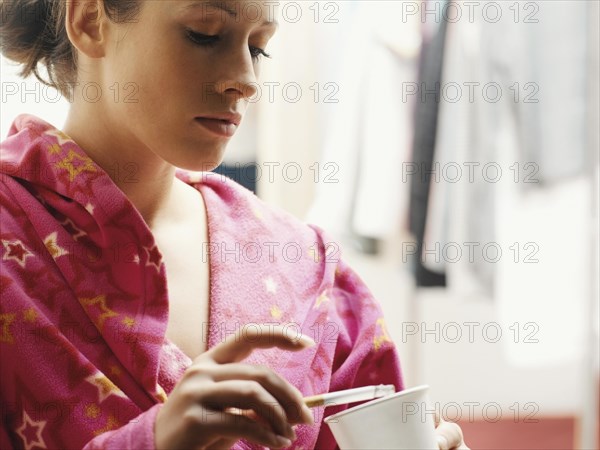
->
xmin=199 ymin=323 xmax=315 ymax=365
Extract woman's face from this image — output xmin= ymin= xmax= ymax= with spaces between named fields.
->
xmin=97 ymin=0 xmax=277 ymax=171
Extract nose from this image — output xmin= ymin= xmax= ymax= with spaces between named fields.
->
xmin=215 ymin=46 xmax=259 ymax=102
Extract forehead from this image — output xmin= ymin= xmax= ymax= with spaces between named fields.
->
xmin=177 ymin=0 xmax=279 ymax=26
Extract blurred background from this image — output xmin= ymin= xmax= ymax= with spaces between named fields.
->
xmin=2 ymin=1 xmax=599 ymax=448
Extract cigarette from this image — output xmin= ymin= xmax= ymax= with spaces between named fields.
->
xmin=303 ymin=384 xmax=396 ymax=408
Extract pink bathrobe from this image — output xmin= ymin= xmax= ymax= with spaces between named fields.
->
xmin=0 ymin=114 xmax=404 ymax=449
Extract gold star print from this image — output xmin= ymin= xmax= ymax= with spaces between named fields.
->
xmin=186 ymin=172 xmax=204 ymax=184
xmin=45 ymin=128 xmax=72 ymax=146
xmin=155 ymin=384 xmax=168 ymax=403
xmin=270 ymin=305 xmax=283 ymax=319
xmin=54 ymin=149 xmax=97 ymax=182
xmin=80 ymin=295 xmax=118 ymax=330
xmin=85 ymin=403 xmax=101 ymax=419
xmin=16 ymin=410 xmax=47 ymax=450
xmin=264 ymin=277 xmax=277 ymax=294
xmin=85 ymin=203 xmax=95 ymax=215
xmin=252 ymin=207 xmax=264 ymax=220
xmin=109 ymin=365 xmax=122 ymax=377
xmin=61 ymin=218 xmax=86 ymax=241
xmin=93 ymin=414 xmax=120 ymax=436
xmin=86 ymin=373 xmax=127 ymax=403
xmin=47 ymin=143 xmax=61 ymax=155
xmin=0 ymin=312 xmax=16 ymax=344
xmin=313 ymin=292 xmax=330 ymax=310
xmin=44 ymin=232 xmax=69 ymax=259
xmin=373 ymin=317 xmax=393 ymax=351
xmin=23 ymin=308 xmax=38 ymax=323
xmin=122 ymin=316 xmax=135 ymax=328
xmin=2 ymin=239 xmax=34 ymax=268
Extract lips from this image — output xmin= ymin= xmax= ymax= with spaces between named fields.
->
xmin=194 ymin=112 xmax=242 ymax=138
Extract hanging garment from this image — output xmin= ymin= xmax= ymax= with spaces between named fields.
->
xmin=306 ymin=2 xmax=418 ymax=245
xmin=408 ymin=0 xmax=450 ymax=287
xmin=423 ymin=0 xmax=595 ymax=368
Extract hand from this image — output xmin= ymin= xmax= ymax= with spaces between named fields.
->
xmin=435 ymin=412 xmax=470 ymax=450
xmin=155 ymin=324 xmax=315 ymax=450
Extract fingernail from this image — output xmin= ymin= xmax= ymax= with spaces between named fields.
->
xmin=296 ymin=334 xmax=316 ymax=347
xmin=436 ymin=435 xmax=449 ymax=450
xmin=276 ymin=435 xmax=292 ymax=447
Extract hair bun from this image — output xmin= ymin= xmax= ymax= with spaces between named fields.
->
xmin=1 ymin=0 xmax=55 ymax=68
xmin=0 ymin=0 xmax=139 ymax=97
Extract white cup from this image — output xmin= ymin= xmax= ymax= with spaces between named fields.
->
xmin=324 ymin=385 xmax=439 ymax=450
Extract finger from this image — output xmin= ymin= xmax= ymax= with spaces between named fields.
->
xmin=435 ymin=420 xmax=464 ymax=450
xmin=202 ymin=380 xmax=296 ymax=440
xmin=199 ymin=363 xmax=313 ymax=425
xmin=204 ymin=408 xmax=293 ymax=449
xmin=200 ymin=324 xmax=315 ymax=365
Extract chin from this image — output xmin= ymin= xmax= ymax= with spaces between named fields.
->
xmin=174 ymin=148 xmax=227 ymax=172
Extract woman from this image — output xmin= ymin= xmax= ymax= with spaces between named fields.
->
xmin=0 ymin=1 xmax=469 ymax=448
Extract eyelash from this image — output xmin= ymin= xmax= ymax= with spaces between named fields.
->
xmin=185 ymin=29 xmax=272 ymax=61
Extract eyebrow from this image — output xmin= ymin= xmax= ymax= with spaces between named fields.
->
xmin=183 ymin=1 xmax=279 ymax=28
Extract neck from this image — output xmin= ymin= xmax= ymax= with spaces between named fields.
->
xmin=62 ymin=105 xmax=177 ymax=231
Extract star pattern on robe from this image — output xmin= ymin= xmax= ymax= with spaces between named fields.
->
xmin=80 ymin=295 xmax=118 ymax=330
xmin=0 ymin=312 xmax=16 ymax=344
xmin=2 ymin=239 xmax=34 ymax=268
xmin=373 ymin=317 xmax=393 ymax=351
xmin=54 ymin=149 xmax=97 ymax=182
xmin=46 ymin=143 xmax=61 ymax=156
xmin=186 ymin=172 xmax=204 ymax=184
xmin=16 ymin=409 xmax=47 ymax=450
xmin=264 ymin=276 xmax=278 ymax=294
xmin=45 ymin=128 xmax=72 ymax=147
xmin=85 ymin=203 xmax=95 ymax=215
xmin=313 ymin=292 xmax=330 ymax=310
xmin=85 ymin=372 xmax=127 ymax=403
xmin=144 ymin=245 xmax=163 ymax=272
xmin=270 ymin=304 xmax=283 ymax=319
xmin=22 ymin=307 xmax=38 ymax=323
xmin=61 ymin=218 xmax=86 ymax=241
xmin=252 ymin=207 xmax=264 ymax=220
xmin=122 ymin=316 xmax=136 ymax=328
xmin=109 ymin=365 xmax=122 ymax=377
xmin=43 ymin=232 xmax=69 ymax=259
xmin=92 ymin=414 xmax=120 ymax=436
xmin=84 ymin=403 xmax=101 ymax=420
xmin=155 ymin=384 xmax=168 ymax=403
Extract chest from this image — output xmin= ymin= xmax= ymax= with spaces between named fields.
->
xmin=153 ymin=211 xmax=210 ymax=360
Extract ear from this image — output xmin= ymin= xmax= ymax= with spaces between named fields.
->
xmin=65 ymin=0 xmax=109 ymax=58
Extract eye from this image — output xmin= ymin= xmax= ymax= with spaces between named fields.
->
xmin=186 ymin=28 xmax=271 ymax=61
xmin=250 ymin=46 xmax=272 ymax=62
xmin=185 ymin=29 xmax=220 ymax=47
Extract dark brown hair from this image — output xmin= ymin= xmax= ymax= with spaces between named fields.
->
xmin=0 ymin=0 xmax=141 ymax=98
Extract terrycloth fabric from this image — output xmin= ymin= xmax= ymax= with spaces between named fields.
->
xmin=0 ymin=114 xmax=404 ymax=449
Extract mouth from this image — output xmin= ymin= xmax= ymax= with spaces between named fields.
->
xmin=194 ymin=112 xmax=242 ymax=138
